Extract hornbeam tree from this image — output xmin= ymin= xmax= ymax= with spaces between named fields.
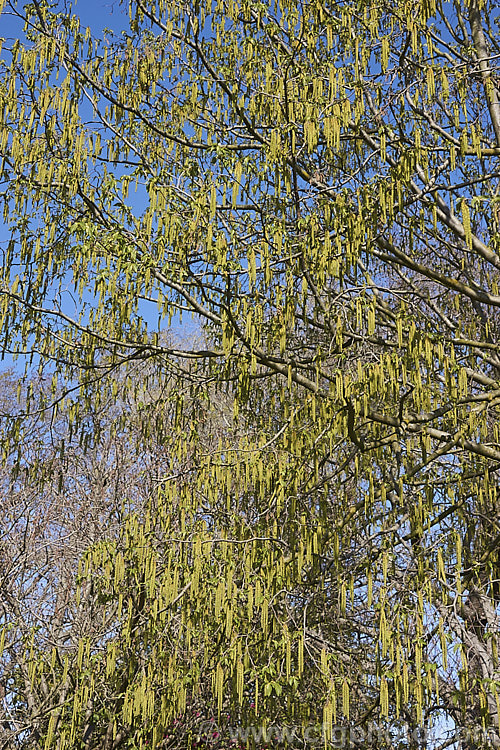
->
xmin=1 ymin=0 xmax=500 ymax=747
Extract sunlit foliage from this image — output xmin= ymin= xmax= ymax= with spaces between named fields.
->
xmin=0 ymin=0 xmax=499 ymax=746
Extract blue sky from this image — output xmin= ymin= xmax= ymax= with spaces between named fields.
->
xmin=1 ymin=0 xmax=124 ymax=40
xmin=72 ymin=0 xmax=123 ymax=32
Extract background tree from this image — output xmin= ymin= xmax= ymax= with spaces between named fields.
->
xmin=1 ymin=0 xmax=500 ymax=747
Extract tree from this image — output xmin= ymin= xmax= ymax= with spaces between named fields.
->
xmin=1 ymin=0 xmax=500 ymax=747
xmin=0 ymin=366 xmax=378 ymax=749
